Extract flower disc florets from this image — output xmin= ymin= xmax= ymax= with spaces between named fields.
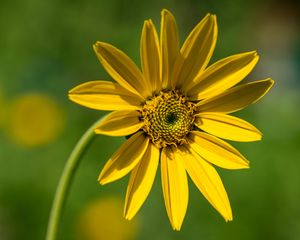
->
xmin=141 ymin=90 xmax=196 ymax=148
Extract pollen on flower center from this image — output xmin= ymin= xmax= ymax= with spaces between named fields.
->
xmin=141 ymin=90 xmax=196 ymax=148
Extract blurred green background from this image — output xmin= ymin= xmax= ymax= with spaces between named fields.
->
xmin=1 ymin=0 xmax=300 ymax=239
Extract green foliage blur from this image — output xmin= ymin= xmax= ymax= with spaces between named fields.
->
xmin=1 ymin=0 xmax=300 ymax=239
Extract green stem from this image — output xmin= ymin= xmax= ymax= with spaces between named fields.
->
xmin=45 ymin=118 xmax=102 ymax=240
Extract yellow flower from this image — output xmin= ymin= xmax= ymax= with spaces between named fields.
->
xmin=69 ymin=9 xmax=274 ymax=230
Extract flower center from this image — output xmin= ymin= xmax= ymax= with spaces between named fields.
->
xmin=141 ymin=90 xmax=196 ymax=148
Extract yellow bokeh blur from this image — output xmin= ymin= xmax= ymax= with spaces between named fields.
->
xmin=76 ymin=196 xmax=139 ymax=240
xmin=5 ymin=92 xmax=64 ymax=147
xmin=0 ymin=89 xmax=4 ymax=128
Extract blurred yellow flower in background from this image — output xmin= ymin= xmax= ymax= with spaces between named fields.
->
xmin=76 ymin=196 xmax=138 ymax=240
xmin=69 ymin=9 xmax=273 ymax=230
xmin=5 ymin=93 xmax=64 ymax=147
xmin=0 ymin=89 xmax=5 ymax=129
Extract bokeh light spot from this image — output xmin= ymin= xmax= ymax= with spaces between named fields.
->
xmin=0 ymin=90 xmax=5 ymax=128
xmin=6 ymin=93 xmax=65 ymax=147
xmin=76 ymin=196 xmax=139 ymax=240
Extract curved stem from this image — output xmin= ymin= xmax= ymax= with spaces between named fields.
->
xmin=45 ymin=118 xmax=102 ymax=240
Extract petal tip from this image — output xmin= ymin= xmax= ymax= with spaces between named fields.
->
xmin=244 ymin=164 xmax=250 ymax=169
xmin=203 ymin=13 xmax=216 ymax=23
xmin=258 ymin=78 xmax=274 ymax=97
xmin=258 ymin=134 xmax=263 ymax=141
xmin=97 ymin=174 xmax=106 ymax=185
xmin=143 ymin=19 xmax=152 ymax=28
xmin=244 ymin=50 xmax=259 ymax=60
xmin=224 ymin=210 xmax=233 ymax=222
xmin=98 ymin=171 xmax=115 ymax=185
xmin=68 ymin=85 xmax=79 ymax=95
xmin=253 ymin=129 xmax=263 ymax=141
xmin=98 ymin=180 xmax=106 ymax=185
xmin=267 ymin=78 xmax=275 ymax=86
xmin=172 ymin=223 xmax=182 ymax=231
xmin=210 ymin=13 xmax=217 ymax=19
xmin=93 ymin=41 xmax=101 ymax=50
xmin=93 ymin=41 xmax=108 ymax=52
xmin=68 ymin=93 xmax=79 ymax=104
xmin=94 ymin=41 xmax=102 ymax=47
xmin=240 ymin=158 xmax=250 ymax=169
xmin=124 ymin=211 xmax=133 ymax=221
xmin=248 ymin=51 xmax=259 ymax=61
xmin=161 ymin=8 xmax=172 ymax=16
xmin=98 ymin=178 xmax=105 ymax=185
xmin=161 ymin=9 xmax=176 ymax=24
xmin=208 ymin=14 xmax=217 ymax=26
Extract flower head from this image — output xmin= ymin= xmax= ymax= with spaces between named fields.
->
xmin=69 ymin=9 xmax=274 ymax=230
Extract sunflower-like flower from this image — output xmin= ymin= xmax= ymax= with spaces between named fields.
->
xmin=69 ymin=9 xmax=274 ymax=230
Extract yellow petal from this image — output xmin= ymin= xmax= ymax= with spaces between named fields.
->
xmin=160 ymin=9 xmax=180 ymax=89
xmin=186 ymin=51 xmax=259 ymax=100
xmin=174 ymin=14 xmax=217 ymax=90
xmin=161 ymin=147 xmax=188 ymax=230
xmin=124 ymin=143 xmax=160 ymax=220
xmin=195 ymin=113 xmax=262 ymax=142
xmin=197 ymin=78 xmax=274 ymax=113
xmin=68 ymin=81 xmax=142 ymax=111
xmin=93 ymin=42 xmax=151 ymax=98
xmin=189 ymin=131 xmax=249 ymax=169
xmin=94 ymin=110 xmax=143 ymax=136
xmin=98 ymin=132 xmax=149 ymax=185
xmin=179 ymin=146 xmax=232 ymax=221
xmin=141 ymin=20 xmax=161 ymax=93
